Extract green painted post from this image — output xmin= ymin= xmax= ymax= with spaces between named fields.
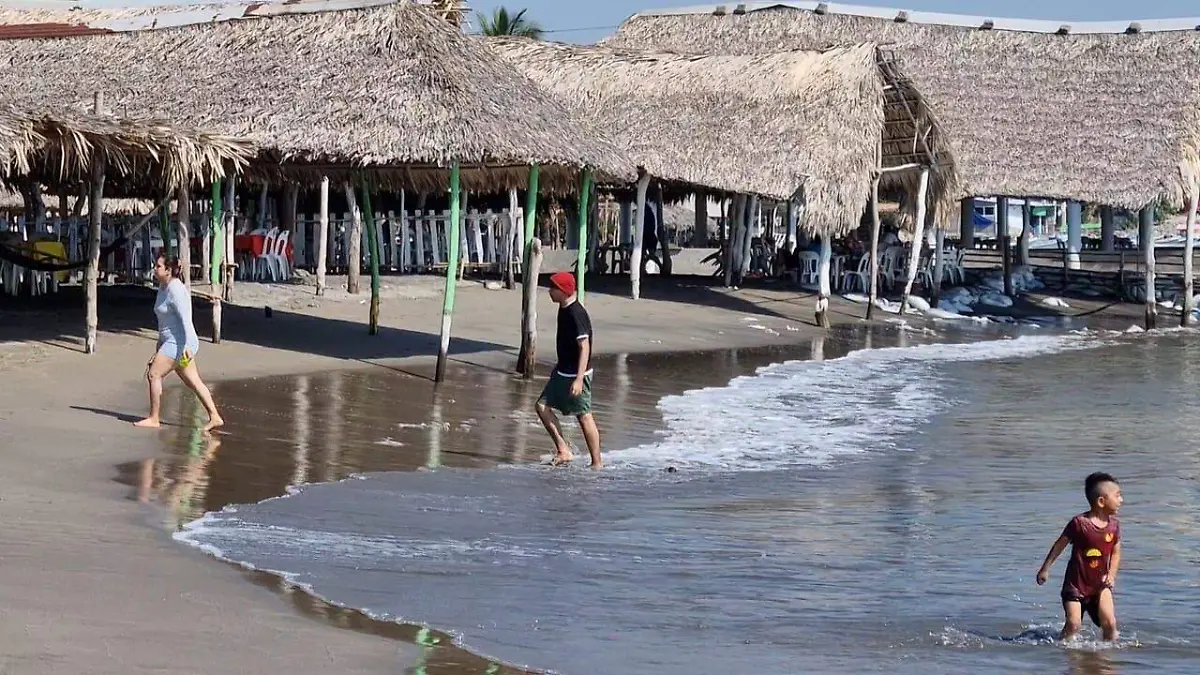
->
xmin=209 ymin=181 xmax=223 ymax=287
xmin=360 ymin=178 xmax=382 ymax=335
xmin=435 ymin=163 xmax=463 ymax=383
xmin=575 ymin=168 xmax=593 ymax=300
xmin=517 ymin=164 xmax=541 ymax=375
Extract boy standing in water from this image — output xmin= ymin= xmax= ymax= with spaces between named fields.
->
xmin=535 ymin=272 xmax=603 ymax=469
xmin=1036 ymin=472 xmax=1124 ymax=641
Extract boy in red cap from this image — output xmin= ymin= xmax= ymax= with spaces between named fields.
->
xmin=535 ymin=271 xmax=603 ymax=468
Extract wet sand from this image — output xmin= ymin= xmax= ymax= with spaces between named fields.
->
xmin=0 ymin=272 xmax=1146 ymax=674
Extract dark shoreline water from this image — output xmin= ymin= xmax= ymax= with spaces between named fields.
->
xmin=118 ymin=318 xmax=1200 ymax=675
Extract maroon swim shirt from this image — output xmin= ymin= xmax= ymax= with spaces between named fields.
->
xmin=1060 ymin=513 xmax=1121 ymax=599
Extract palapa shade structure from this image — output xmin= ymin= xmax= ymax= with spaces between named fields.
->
xmin=0 ymin=0 xmax=634 ymax=193
xmin=605 ymin=2 xmax=1200 ymax=210
xmin=488 ymin=38 xmax=956 ymax=237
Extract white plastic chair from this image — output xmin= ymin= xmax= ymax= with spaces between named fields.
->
xmin=268 ymin=229 xmax=292 ymax=281
xmin=252 ymin=228 xmax=279 ymax=281
xmin=841 ymin=254 xmax=871 ymax=293
xmin=878 ymin=247 xmax=901 ymax=290
xmin=799 ymin=251 xmax=820 ymax=286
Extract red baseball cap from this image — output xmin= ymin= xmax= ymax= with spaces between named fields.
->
xmin=549 ymin=271 xmax=576 ymax=296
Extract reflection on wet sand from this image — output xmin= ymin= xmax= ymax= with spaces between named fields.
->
xmin=115 ymin=324 xmax=931 ymax=674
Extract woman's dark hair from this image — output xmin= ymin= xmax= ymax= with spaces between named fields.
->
xmin=157 ymin=254 xmax=183 ymax=279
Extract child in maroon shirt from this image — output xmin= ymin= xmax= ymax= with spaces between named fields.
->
xmin=1036 ymin=472 xmax=1124 ymax=641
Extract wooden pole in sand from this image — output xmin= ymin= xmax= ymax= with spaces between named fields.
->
xmin=1183 ymin=184 xmax=1198 ymax=327
xmin=517 ymin=164 xmax=541 ymax=375
xmin=1141 ymin=205 xmax=1157 ymax=330
xmin=998 ymin=196 xmax=1013 ymax=297
xmin=344 ymin=183 xmax=363 ymax=294
xmin=84 ymin=92 xmax=106 ymax=355
xmin=316 ymin=177 xmax=329 ymax=296
xmin=435 ymin=162 xmax=463 ymax=384
xmin=223 ymin=178 xmax=235 ymax=302
xmin=575 ymin=167 xmax=593 ymax=301
xmin=209 ymin=181 xmax=224 ymax=344
xmin=656 ymin=183 xmax=672 ymax=277
xmin=900 ymin=167 xmax=931 ymax=315
xmin=866 ymin=173 xmax=882 ymax=320
xmin=724 ymin=194 xmax=743 ymax=288
xmin=360 ymin=178 xmax=381 ymax=335
xmin=815 ymin=233 xmax=832 ymax=328
xmin=176 ymin=184 xmax=191 ymax=287
xmin=631 ymin=173 xmax=651 ymax=299
xmin=520 ymin=238 xmax=543 ymax=378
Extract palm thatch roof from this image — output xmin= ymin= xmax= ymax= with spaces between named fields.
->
xmin=0 ymin=0 xmax=634 ymax=194
xmin=487 ymin=38 xmax=956 ymax=236
xmin=605 ymin=4 xmax=1200 ymax=210
xmin=0 ymin=106 xmax=251 ymax=194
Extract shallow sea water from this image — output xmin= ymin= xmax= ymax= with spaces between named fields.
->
xmin=142 ymin=323 xmax=1200 ymax=674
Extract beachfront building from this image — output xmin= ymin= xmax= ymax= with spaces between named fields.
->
xmin=487 ymin=37 xmax=958 ymax=325
xmin=0 ymin=0 xmax=635 ymax=372
xmin=605 ymin=2 xmax=1200 ymax=326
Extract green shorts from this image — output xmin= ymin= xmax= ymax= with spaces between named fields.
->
xmin=538 ymin=372 xmax=593 ymax=416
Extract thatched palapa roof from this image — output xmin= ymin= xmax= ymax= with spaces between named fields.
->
xmin=0 ymin=0 xmax=634 ymax=194
xmin=488 ymin=38 xmax=956 ymax=236
xmin=605 ymin=2 xmax=1200 ymax=210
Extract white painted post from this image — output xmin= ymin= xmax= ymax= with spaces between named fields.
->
xmin=1141 ymin=206 xmax=1157 ymax=329
xmin=316 ymin=177 xmax=329 ymax=295
xmin=900 ymin=167 xmax=931 ymax=315
xmin=631 ymin=174 xmax=651 ymax=299
xmin=415 ymin=210 xmax=427 ymax=272
xmin=1184 ymin=184 xmax=1198 ymax=327
xmin=816 ymin=234 xmax=832 ymax=328
xmin=471 ymin=209 xmax=484 ymax=264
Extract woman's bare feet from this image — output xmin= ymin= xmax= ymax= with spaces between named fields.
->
xmin=133 ymin=417 xmax=161 ymax=428
xmin=203 ymin=415 xmax=225 ymax=433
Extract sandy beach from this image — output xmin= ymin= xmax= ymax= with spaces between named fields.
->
xmin=0 ymin=273 xmax=1156 ymax=674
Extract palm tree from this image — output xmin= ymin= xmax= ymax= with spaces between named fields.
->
xmin=476 ymin=6 xmax=544 ymax=39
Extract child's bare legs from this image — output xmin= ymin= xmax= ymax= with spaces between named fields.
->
xmin=1059 ymin=600 xmax=1084 ymax=641
xmin=577 ymin=412 xmax=602 ymax=468
xmin=1096 ymin=589 xmax=1119 ymax=641
xmin=535 ymin=400 xmax=572 ymax=463
xmin=134 ymin=354 xmax=175 ymax=428
xmin=177 ymin=361 xmax=223 ymax=431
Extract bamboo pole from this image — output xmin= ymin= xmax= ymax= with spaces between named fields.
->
xmin=1184 ymin=184 xmax=1198 ymax=326
xmin=631 ymin=173 xmax=651 ymax=299
xmin=575 ymin=168 xmax=593 ymax=301
xmin=83 ymin=95 xmax=107 ymax=355
xmin=435 ymin=163 xmax=463 ymax=384
xmin=517 ymin=164 xmax=540 ymax=375
xmin=866 ymin=174 xmax=882 ymax=320
xmin=344 ymin=183 xmax=363 ymax=294
xmin=1141 ymin=206 xmax=1157 ymax=330
xmin=900 ymin=167 xmax=930 ymax=314
xmin=361 ymin=178 xmax=381 ymax=335
xmin=176 ymin=184 xmax=191 ymax=286
xmin=816 ymin=234 xmax=832 ymax=328
xmin=316 ymin=177 xmax=329 ymax=296
xmin=519 ymin=238 xmax=543 ymax=379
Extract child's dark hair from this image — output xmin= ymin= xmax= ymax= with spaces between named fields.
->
xmin=1085 ymin=471 xmax=1118 ymax=505
xmin=157 ymin=254 xmax=183 ymax=279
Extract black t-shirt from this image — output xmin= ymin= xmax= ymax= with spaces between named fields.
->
xmin=555 ymin=300 xmax=593 ymax=376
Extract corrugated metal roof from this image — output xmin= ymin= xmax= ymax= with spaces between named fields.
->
xmin=0 ymin=0 xmax=414 ymax=39
xmin=636 ymin=1 xmax=1200 ymax=35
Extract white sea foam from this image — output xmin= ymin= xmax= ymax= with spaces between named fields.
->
xmin=609 ymin=334 xmax=1103 ymax=473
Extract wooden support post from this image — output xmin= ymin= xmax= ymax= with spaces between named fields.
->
xmin=435 ymin=163 xmax=463 ymax=384
xmin=176 ymin=184 xmax=191 ymax=287
xmin=576 ymin=167 xmax=593 ymax=301
xmin=866 ymin=173 xmax=882 ymax=320
xmin=932 ymin=226 xmax=945 ymax=304
xmin=1184 ymin=185 xmax=1198 ymax=327
xmin=693 ymin=189 xmax=709 ymax=247
xmin=1141 ymin=206 xmax=1157 ymax=330
xmin=900 ymin=167 xmax=931 ymax=314
xmin=998 ymin=196 xmax=1012 ymax=297
xmin=816 ymin=234 xmax=832 ymax=328
xmin=960 ymin=198 xmax=975 ymax=248
xmin=740 ymin=196 xmax=758 ymax=283
xmin=158 ymin=197 xmax=171 ymax=259
xmin=724 ymin=195 xmax=743 ymax=288
xmin=1019 ymin=200 xmax=1032 ymax=266
xmin=316 ymin=177 xmax=329 ymax=296
xmin=656 ymin=183 xmax=672 ymax=276
xmin=210 ymin=181 xmax=223 ymax=290
xmin=1100 ymin=205 xmax=1116 ymax=252
xmin=631 ymin=173 xmax=651 ymax=299
xmin=505 ymin=187 xmax=519 ymax=290
xmin=223 ymin=178 xmax=235 ymax=302
xmin=212 ymin=293 xmax=223 ymax=344
xmin=517 ymin=164 xmax=540 ymax=374
xmin=344 ymin=183 xmax=363 ymax=294
xmin=520 ymin=238 xmax=543 ymax=379
xmin=83 ymin=97 xmax=106 ymax=354
xmin=361 ymin=179 xmax=382 ymax=335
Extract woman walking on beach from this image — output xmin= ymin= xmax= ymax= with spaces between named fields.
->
xmin=134 ymin=255 xmax=224 ymax=432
